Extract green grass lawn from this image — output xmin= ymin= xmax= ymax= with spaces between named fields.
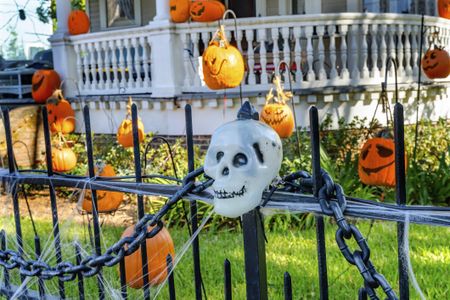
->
xmin=0 ymin=216 xmax=449 ymax=299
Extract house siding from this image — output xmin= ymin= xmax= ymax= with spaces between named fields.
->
xmin=88 ymin=0 xmax=101 ymax=32
xmin=322 ymin=0 xmax=347 ymax=13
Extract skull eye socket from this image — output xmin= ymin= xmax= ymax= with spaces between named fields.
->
xmin=216 ymin=151 xmax=224 ymax=162
xmin=233 ymin=153 xmax=247 ymax=167
xmin=376 ymin=144 xmax=393 ymax=157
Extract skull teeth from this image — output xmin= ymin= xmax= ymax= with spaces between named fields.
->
xmin=214 ymin=186 xmax=246 ymax=199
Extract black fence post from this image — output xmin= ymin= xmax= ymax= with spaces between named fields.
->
xmin=224 ymin=259 xmax=232 ymax=300
xmin=284 ymin=272 xmax=292 ymax=300
xmin=394 ymin=103 xmax=409 ymax=299
xmin=242 ymin=209 xmax=268 ymax=300
xmin=309 ymin=106 xmax=329 ymax=300
xmin=0 ymin=230 xmax=10 ymax=292
xmin=167 ymin=254 xmax=176 ymax=300
xmin=75 ymin=242 xmax=85 ymax=300
xmin=34 ymin=236 xmax=46 ymax=299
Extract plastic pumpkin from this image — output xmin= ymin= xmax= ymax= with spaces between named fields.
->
xmin=260 ymin=76 xmax=295 ymax=138
xmin=121 ymin=224 xmax=175 ymax=288
xmin=438 ymin=0 xmax=450 ymax=19
xmin=421 ymin=47 xmax=450 ymax=79
xmin=32 ymin=70 xmax=61 ymax=103
xmin=358 ymin=137 xmax=407 ymax=187
xmin=68 ymin=10 xmax=90 ymax=35
xmin=202 ymin=25 xmax=244 ymax=90
xmin=52 ymin=147 xmax=77 ymax=172
xmin=170 ymin=0 xmax=191 ymax=23
xmin=190 ymin=0 xmax=226 ymax=22
xmin=47 ymin=90 xmax=75 ymax=134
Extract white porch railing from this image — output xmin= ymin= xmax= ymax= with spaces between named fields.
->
xmin=66 ymin=13 xmax=450 ymax=96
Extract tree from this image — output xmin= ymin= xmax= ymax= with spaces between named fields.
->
xmin=5 ymin=26 xmax=26 ymax=60
xmin=36 ymin=0 xmax=85 ymax=30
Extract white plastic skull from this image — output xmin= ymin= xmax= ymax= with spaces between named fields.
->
xmin=204 ymin=119 xmax=283 ymax=218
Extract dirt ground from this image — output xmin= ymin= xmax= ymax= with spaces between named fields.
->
xmin=0 ymin=188 xmax=139 ymax=228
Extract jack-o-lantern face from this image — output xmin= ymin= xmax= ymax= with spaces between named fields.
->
xmin=260 ymin=103 xmax=294 ymax=138
xmin=438 ymin=0 xmax=450 ymax=19
xmin=202 ymin=26 xmax=244 ymax=90
xmin=358 ymin=137 xmax=407 ymax=187
xmin=47 ymin=90 xmax=75 ymax=134
xmin=190 ymin=0 xmax=225 ymax=22
xmin=170 ymin=0 xmax=190 ymax=23
xmin=68 ymin=10 xmax=90 ymax=35
xmin=117 ymin=118 xmax=145 ymax=148
xmin=421 ymin=48 xmax=450 ymax=79
xmin=32 ymin=70 xmax=61 ymax=103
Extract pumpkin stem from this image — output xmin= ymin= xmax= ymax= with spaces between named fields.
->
xmin=272 ymin=75 xmax=292 ymax=104
xmin=211 ymin=25 xmax=229 ymax=48
xmin=47 ymin=89 xmax=64 ymax=105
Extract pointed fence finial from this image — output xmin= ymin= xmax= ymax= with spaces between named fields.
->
xmin=237 ymin=101 xmax=259 ymax=121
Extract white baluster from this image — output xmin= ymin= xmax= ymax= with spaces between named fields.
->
xmin=125 ymin=37 xmax=134 ymax=89
xmin=88 ymin=43 xmax=97 ymax=90
xmin=140 ymin=36 xmax=151 ymax=88
xmin=396 ymin=24 xmax=405 ymax=77
xmin=404 ymin=25 xmax=412 ymax=77
xmin=257 ymin=28 xmax=269 ymax=85
xmin=102 ymin=41 xmax=111 ymax=90
xmin=74 ymin=44 xmax=83 ymax=93
xmin=180 ymin=33 xmax=192 ymax=88
xmin=282 ymin=27 xmax=291 ymax=68
xmin=350 ymin=25 xmax=360 ymax=80
xmin=370 ymin=24 xmax=379 ymax=79
xmin=293 ymin=27 xmax=302 ymax=83
xmin=192 ymin=32 xmax=201 ymax=87
xmin=305 ymin=26 xmax=315 ymax=81
xmin=379 ymin=24 xmax=387 ymax=79
xmin=271 ymin=27 xmax=280 ymax=77
xmin=339 ymin=25 xmax=349 ymax=80
xmin=133 ymin=37 xmax=143 ymax=88
xmin=328 ymin=25 xmax=337 ymax=80
xmin=316 ymin=25 xmax=326 ymax=80
xmin=246 ymin=29 xmax=256 ymax=85
xmin=118 ymin=39 xmax=126 ymax=89
xmin=360 ymin=24 xmax=369 ymax=79
xmin=95 ymin=41 xmax=105 ymax=90
xmin=109 ymin=40 xmax=119 ymax=90
xmin=411 ymin=25 xmax=419 ymax=78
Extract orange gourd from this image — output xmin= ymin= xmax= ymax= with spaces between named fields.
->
xmin=438 ymin=0 xmax=450 ymax=19
xmin=190 ymin=0 xmax=226 ymax=22
xmin=121 ymin=224 xmax=175 ymax=288
xmin=32 ymin=70 xmax=61 ymax=103
xmin=68 ymin=10 xmax=90 ymax=35
xmin=47 ymin=89 xmax=75 ymax=134
xmin=117 ymin=97 xmax=145 ymax=148
xmin=170 ymin=0 xmax=191 ymax=23
xmin=52 ymin=147 xmax=77 ymax=172
xmin=82 ymin=164 xmax=124 ymax=213
xmin=358 ymin=137 xmax=407 ymax=187
xmin=202 ymin=25 xmax=244 ymax=90
xmin=421 ymin=47 xmax=450 ymax=79
xmin=260 ymin=76 xmax=295 ymax=138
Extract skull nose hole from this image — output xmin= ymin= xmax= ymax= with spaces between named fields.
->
xmin=222 ymin=167 xmax=229 ymax=176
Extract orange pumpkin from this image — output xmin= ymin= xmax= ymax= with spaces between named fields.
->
xmin=170 ymin=0 xmax=191 ymax=23
xmin=421 ymin=47 xmax=450 ymax=79
xmin=438 ymin=0 xmax=450 ymax=19
xmin=358 ymin=137 xmax=407 ymax=187
xmin=47 ymin=90 xmax=75 ymax=134
xmin=202 ymin=25 xmax=244 ymax=90
xmin=260 ymin=76 xmax=295 ymax=138
xmin=121 ymin=224 xmax=175 ymax=288
xmin=32 ymin=70 xmax=61 ymax=103
xmin=68 ymin=10 xmax=90 ymax=35
xmin=52 ymin=147 xmax=77 ymax=172
xmin=82 ymin=164 xmax=124 ymax=213
xmin=190 ymin=0 xmax=226 ymax=22
xmin=117 ymin=118 xmax=145 ymax=148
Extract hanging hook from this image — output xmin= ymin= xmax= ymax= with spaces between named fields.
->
xmin=383 ymin=57 xmax=398 ymax=104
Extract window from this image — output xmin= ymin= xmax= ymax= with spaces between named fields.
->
xmin=363 ymin=0 xmax=436 ymax=15
xmin=100 ymin=0 xmax=141 ymax=29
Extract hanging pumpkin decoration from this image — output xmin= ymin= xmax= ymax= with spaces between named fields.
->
xmin=82 ymin=164 xmax=124 ymax=213
xmin=190 ymin=0 xmax=226 ymax=22
xmin=421 ymin=47 xmax=450 ymax=79
xmin=202 ymin=25 xmax=244 ymax=90
xmin=438 ymin=0 xmax=450 ymax=19
xmin=32 ymin=70 xmax=61 ymax=103
xmin=358 ymin=134 xmax=407 ymax=187
xmin=170 ymin=0 xmax=191 ymax=23
xmin=117 ymin=97 xmax=145 ymax=148
xmin=47 ymin=89 xmax=76 ymax=134
xmin=52 ymin=146 xmax=77 ymax=172
xmin=260 ymin=76 xmax=295 ymax=138
xmin=120 ymin=223 xmax=175 ymax=288
xmin=68 ymin=10 xmax=90 ymax=35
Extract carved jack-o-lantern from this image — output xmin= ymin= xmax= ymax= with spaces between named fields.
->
xmin=117 ymin=97 xmax=145 ymax=148
xmin=32 ymin=70 xmax=61 ymax=103
xmin=202 ymin=25 xmax=244 ymax=90
xmin=421 ymin=47 xmax=450 ymax=79
xmin=190 ymin=0 xmax=226 ymax=22
xmin=47 ymin=89 xmax=75 ymax=134
xmin=358 ymin=137 xmax=407 ymax=187
xmin=169 ymin=0 xmax=191 ymax=23
xmin=260 ymin=76 xmax=295 ymax=138
xmin=438 ymin=0 xmax=450 ymax=19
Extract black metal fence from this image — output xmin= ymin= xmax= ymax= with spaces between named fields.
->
xmin=0 ymin=100 xmax=449 ymax=300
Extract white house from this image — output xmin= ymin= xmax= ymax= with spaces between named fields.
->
xmin=50 ymin=0 xmax=450 ymax=136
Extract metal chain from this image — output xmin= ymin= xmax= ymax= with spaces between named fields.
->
xmin=0 ymin=167 xmax=211 ymax=281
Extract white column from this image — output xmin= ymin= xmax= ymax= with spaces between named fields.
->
xmin=55 ymin=0 xmax=71 ymax=34
xmin=154 ymin=0 xmax=170 ymax=21
xmin=305 ymin=0 xmax=322 ymax=14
